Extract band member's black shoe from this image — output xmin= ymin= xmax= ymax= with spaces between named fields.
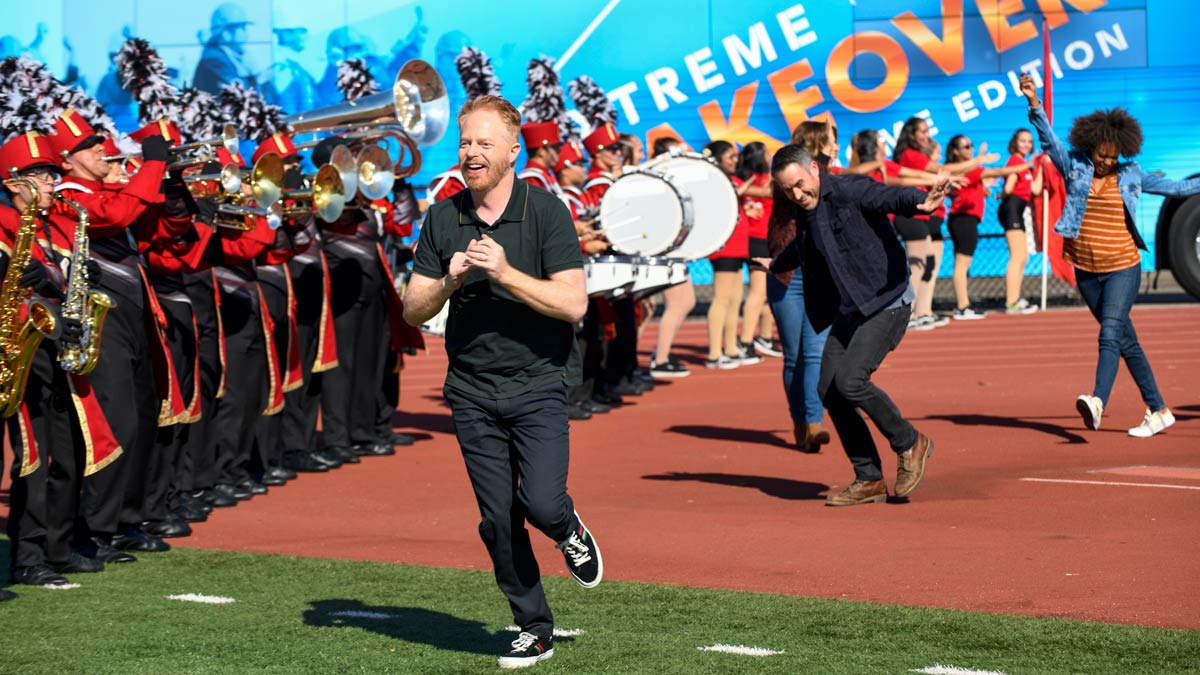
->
xmin=48 ymin=552 xmax=104 ymax=574
xmin=10 ymin=565 xmax=70 ymax=587
xmin=283 ymin=450 xmax=330 ymax=472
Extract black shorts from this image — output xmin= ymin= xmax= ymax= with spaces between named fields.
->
xmin=749 ymin=237 xmax=769 ymax=258
xmin=927 ymin=215 xmax=944 ymax=241
xmin=948 ymin=214 xmax=980 ymax=256
xmin=893 ymin=215 xmax=929 ymax=242
xmin=998 ymin=195 xmax=1030 ymax=231
xmin=711 ymin=257 xmax=745 ymax=273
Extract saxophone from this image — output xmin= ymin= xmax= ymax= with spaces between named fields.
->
xmin=54 ymin=195 xmax=115 ymax=375
xmin=0 ymin=179 xmax=62 ymax=418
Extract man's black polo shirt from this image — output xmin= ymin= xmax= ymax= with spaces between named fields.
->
xmin=412 ymin=179 xmax=584 ymax=399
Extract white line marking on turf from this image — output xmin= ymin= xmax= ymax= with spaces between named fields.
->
xmin=503 ymin=625 xmax=586 ymax=638
xmin=911 ymin=666 xmax=1006 ymax=675
xmin=42 ymin=583 xmax=81 ymax=590
xmin=166 ymin=593 xmax=236 ymax=604
xmin=330 ymin=610 xmax=397 ymax=619
xmin=1020 ymin=477 xmax=1200 ymax=491
xmin=698 ymin=644 xmax=784 ymax=656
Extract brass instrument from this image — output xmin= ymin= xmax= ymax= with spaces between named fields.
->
xmin=54 ymin=195 xmax=115 ymax=375
xmin=0 ymin=179 xmax=62 ymax=418
xmin=183 ymin=162 xmax=243 ymax=197
xmin=104 ymin=123 xmax=242 ymax=171
xmin=285 ymin=59 xmax=449 ymax=200
xmin=282 ymin=165 xmax=346 ymax=222
xmin=216 ymin=201 xmax=283 ymax=231
xmin=186 ymin=153 xmax=284 ymax=212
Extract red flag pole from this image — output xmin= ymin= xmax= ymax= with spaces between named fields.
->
xmin=1040 ymin=18 xmax=1054 ymax=310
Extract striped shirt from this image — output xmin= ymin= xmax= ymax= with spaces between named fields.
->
xmin=1063 ymin=174 xmax=1141 ymax=273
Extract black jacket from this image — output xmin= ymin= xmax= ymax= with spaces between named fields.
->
xmin=771 ymin=174 xmax=925 ymax=322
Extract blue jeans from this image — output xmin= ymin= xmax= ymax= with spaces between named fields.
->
xmin=1075 ymin=264 xmax=1164 ymax=411
xmin=767 ymin=273 xmax=830 ymax=424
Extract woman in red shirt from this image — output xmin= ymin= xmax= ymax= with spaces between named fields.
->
xmin=998 ymin=128 xmax=1045 ymax=314
xmin=734 ymin=141 xmax=779 ymax=358
xmin=705 ymin=140 xmax=760 ymax=369
xmin=944 ymin=134 xmax=1030 ymax=318
xmin=893 ymin=117 xmax=997 ymax=329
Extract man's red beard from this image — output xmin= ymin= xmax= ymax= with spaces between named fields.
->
xmin=462 ymin=161 xmax=509 ymax=192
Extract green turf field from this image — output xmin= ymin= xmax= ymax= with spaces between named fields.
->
xmin=0 ymin=544 xmax=1196 ymax=674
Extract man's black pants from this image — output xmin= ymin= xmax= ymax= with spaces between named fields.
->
xmin=818 ymin=303 xmax=917 ymax=482
xmin=281 ymin=258 xmax=324 ymax=453
xmin=443 ymin=382 xmax=580 ymax=638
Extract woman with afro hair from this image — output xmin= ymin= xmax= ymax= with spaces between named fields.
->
xmin=1020 ymin=73 xmax=1200 ymax=437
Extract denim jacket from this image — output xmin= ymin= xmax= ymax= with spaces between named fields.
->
xmin=1029 ymin=105 xmax=1200 ymax=247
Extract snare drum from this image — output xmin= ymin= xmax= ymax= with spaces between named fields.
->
xmin=598 ymin=169 xmax=693 ymax=256
xmin=585 ymin=255 xmax=640 ymax=298
xmin=642 ymin=153 xmax=739 ymax=260
xmin=631 ymin=256 xmax=682 ymax=296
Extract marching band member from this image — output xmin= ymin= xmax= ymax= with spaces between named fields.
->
xmin=2 ymin=131 xmax=121 ymax=585
xmin=48 ymin=110 xmax=171 ymax=556
xmin=518 ymin=121 xmax=563 ymax=195
xmin=317 ymin=137 xmax=420 ymax=461
xmin=252 ymin=133 xmax=317 ymax=482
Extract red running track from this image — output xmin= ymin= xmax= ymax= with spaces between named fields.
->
xmin=10 ymin=305 xmax=1199 ymax=629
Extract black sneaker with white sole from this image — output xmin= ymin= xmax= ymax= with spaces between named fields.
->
xmin=498 ymin=631 xmax=554 ymax=669
xmin=558 ymin=515 xmax=602 ymax=588
xmin=752 ymin=337 xmax=783 ymax=357
xmin=650 ymin=358 xmax=690 ymax=378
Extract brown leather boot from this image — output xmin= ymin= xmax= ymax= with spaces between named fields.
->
xmin=793 ymin=424 xmax=814 ymax=452
xmin=806 ymin=422 xmax=831 ymax=449
xmin=894 ymin=432 xmax=934 ymax=498
xmin=825 ymin=479 xmax=888 ymax=506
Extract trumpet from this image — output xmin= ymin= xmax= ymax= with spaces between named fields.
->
xmin=104 ymin=123 xmax=241 ymax=171
xmin=282 ymin=165 xmax=346 ymax=223
xmin=185 ymin=152 xmax=284 ymax=209
xmin=216 ymin=201 xmax=283 ymax=231
xmin=183 ymin=162 xmax=243 ymax=196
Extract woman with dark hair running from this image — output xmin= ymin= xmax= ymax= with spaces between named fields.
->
xmin=942 ymin=134 xmax=1030 ymax=318
xmin=998 ymin=128 xmax=1044 ymax=314
xmin=736 ymin=141 xmax=781 ymax=358
xmin=705 ymin=140 xmax=761 ymax=369
xmin=1020 ymin=74 xmax=1200 ymax=437
xmin=893 ymin=117 xmax=996 ymax=329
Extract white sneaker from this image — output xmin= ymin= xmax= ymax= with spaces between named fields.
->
xmin=1128 ymin=409 xmax=1175 ymax=438
xmin=953 ymin=306 xmax=987 ymax=320
xmin=705 ymin=355 xmax=739 ymax=370
xmin=1075 ymin=395 xmax=1103 ymax=430
xmin=1006 ymin=298 xmax=1038 ymax=315
xmin=909 ymin=314 xmax=934 ymax=331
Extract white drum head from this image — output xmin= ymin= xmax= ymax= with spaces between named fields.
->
xmin=647 ymin=155 xmax=739 ymax=260
xmin=598 ymin=171 xmax=688 ymax=256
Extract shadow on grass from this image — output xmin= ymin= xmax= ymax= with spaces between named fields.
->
xmin=643 ymin=472 xmax=829 ymax=500
xmin=303 ymin=599 xmax=573 ymax=655
xmin=666 ymin=424 xmax=793 ymax=449
xmin=918 ymin=413 xmax=1087 ymax=444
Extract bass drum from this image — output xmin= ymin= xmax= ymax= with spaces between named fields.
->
xmin=597 ymin=169 xmax=693 ymax=256
xmin=644 ymin=153 xmax=739 ymax=260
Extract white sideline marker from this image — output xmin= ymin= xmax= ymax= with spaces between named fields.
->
xmin=503 ymin=625 xmax=586 ymax=638
xmin=331 ymin=610 xmax=397 ymax=620
xmin=911 ymin=666 xmax=1007 ymax=675
xmin=42 ymin=583 xmax=81 ymax=590
xmin=698 ymin=644 xmax=784 ymax=656
xmin=1020 ymin=477 xmax=1200 ymax=491
xmin=167 ymin=593 xmax=236 ymax=604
